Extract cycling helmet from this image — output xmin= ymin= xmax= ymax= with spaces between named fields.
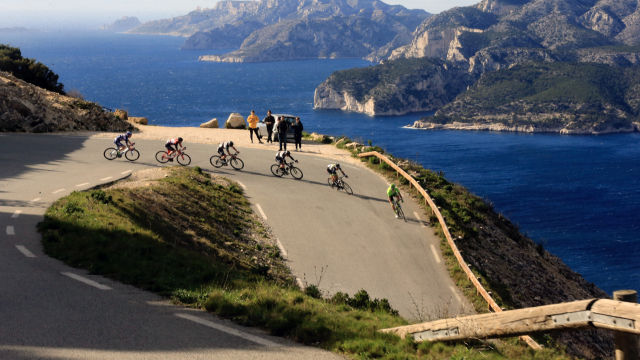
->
xmin=335 ymin=163 xmax=341 ymax=168
xmin=178 ymin=137 xmax=183 ymax=142
xmin=126 ymin=131 xmax=132 ymax=137
xmin=286 ymin=151 xmax=291 ymax=156
xmin=391 ymin=184 xmax=397 ymax=189
xmin=229 ymin=141 xmax=234 ymax=147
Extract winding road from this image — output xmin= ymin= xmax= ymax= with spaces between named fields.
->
xmin=0 ymin=134 xmax=468 ymax=359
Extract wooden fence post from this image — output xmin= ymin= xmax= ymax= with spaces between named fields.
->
xmin=614 ymin=290 xmax=639 ymax=360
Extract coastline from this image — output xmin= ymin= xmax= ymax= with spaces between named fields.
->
xmin=408 ymin=121 xmax=640 ymax=135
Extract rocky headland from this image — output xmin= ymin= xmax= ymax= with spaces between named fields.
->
xmin=0 ymin=71 xmax=131 ymax=133
xmin=100 ymin=16 xmax=141 ymax=33
xmin=0 ymin=27 xmax=39 ymax=33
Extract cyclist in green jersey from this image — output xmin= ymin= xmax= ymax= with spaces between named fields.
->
xmin=387 ymin=184 xmax=403 ymax=218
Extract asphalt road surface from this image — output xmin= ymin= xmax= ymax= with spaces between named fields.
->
xmin=0 ymin=134 xmax=468 ymax=359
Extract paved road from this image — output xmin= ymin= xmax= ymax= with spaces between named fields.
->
xmin=0 ymin=134 xmax=468 ymax=359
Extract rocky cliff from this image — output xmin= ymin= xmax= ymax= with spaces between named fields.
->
xmin=199 ymin=12 xmax=417 ymax=63
xmin=314 ymin=58 xmax=472 ymax=115
xmin=180 ymin=21 xmax=264 ymax=50
xmin=100 ymin=16 xmax=141 ymax=33
xmin=413 ymin=62 xmax=640 ymax=134
xmin=0 ymin=71 xmax=131 ymax=133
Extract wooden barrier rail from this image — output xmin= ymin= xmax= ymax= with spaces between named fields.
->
xmin=358 ymin=151 xmax=541 ymax=350
xmin=379 ymin=297 xmax=640 ymax=357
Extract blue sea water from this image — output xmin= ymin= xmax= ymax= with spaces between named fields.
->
xmin=2 ymin=31 xmax=639 ymax=295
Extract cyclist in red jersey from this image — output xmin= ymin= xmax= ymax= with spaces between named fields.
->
xmin=165 ymin=137 xmax=183 ymax=161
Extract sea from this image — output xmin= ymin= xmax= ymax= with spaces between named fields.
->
xmin=2 ymin=30 xmax=639 ymax=296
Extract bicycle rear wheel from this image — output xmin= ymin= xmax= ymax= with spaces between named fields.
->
xmin=290 ymin=166 xmax=303 ymax=180
xmin=327 ymin=177 xmax=335 ymax=189
xmin=341 ymin=182 xmax=353 ymax=195
xmin=210 ymin=155 xmax=224 ymax=168
xmin=104 ymin=148 xmax=117 ymax=160
xmin=125 ymin=149 xmax=140 ymax=161
xmin=230 ymin=158 xmax=244 ymax=170
xmin=271 ymin=164 xmax=284 ymax=177
xmin=177 ymin=153 xmax=191 ymax=166
xmin=155 ymin=151 xmax=169 ymax=164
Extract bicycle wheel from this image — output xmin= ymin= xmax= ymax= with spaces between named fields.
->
xmin=397 ymin=205 xmax=406 ymax=222
xmin=341 ymin=182 xmax=353 ymax=195
xmin=327 ymin=177 xmax=335 ymax=189
xmin=271 ymin=164 xmax=284 ymax=177
xmin=177 ymin=153 xmax=191 ymax=166
xmin=210 ymin=155 xmax=224 ymax=168
xmin=230 ymin=158 xmax=244 ymax=170
xmin=104 ymin=148 xmax=118 ymax=160
xmin=125 ymin=149 xmax=140 ymax=161
xmin=290 ymin=166 xmax=303 ymax=180
xmin=156 ymin=151 xmax=169 ymax=164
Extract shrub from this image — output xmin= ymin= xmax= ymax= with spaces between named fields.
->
xmin=379 ymin=162 xmax=391 ymax=171
xmin=228 ymin=184 xmax=243 ymax=195
xmin=304 ymin=284 xmax=322 ymax=299
xmin=66 ymin=88 xmax=85 ymax=100
xmin=90 ymin=190 xmax=112 ymax=205
xmin=0 ymin=44 xmax=65 ymax=94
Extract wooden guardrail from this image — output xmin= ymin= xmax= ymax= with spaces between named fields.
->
xmin=358 ymin=151 xmax=541 ymax=350
xmin=379 ymin=294 xmax=640 ymax=359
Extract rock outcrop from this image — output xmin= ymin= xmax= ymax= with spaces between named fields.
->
xmin=0 ymin=71 xmax=131 ymax=133
xmin=225 ymin=113 xmax=246 ymax=129
xmin=200 ymin=118 xmax=219 ymax=128
xmin=129 ymin=117 xmax=148 ymax=125
xmin=100 ymin=16 xmax=141 ymax=33
xmin=314 ymin=58 xmax=472 ymax=115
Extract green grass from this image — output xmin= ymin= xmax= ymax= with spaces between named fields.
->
xmin=38 ymin=166 xmax=570 ymax=359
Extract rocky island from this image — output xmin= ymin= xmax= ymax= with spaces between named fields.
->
xmin=100 ymin=16 xmax=141 ymax=33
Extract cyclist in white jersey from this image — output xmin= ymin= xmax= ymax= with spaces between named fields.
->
xmin=217 ymin=141 xmax=239 ymax=162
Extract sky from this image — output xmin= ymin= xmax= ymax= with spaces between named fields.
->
xmin=0 ymin=0 xmax=479 ymax=29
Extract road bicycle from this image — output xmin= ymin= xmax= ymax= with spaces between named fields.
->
xmin=328 ymin=175 xmax=353 ymax=195
xmin=104 ymin=143 xmax=139 ymax=161
xmin=210 ymin=152 xmax=244 ymax=170
xmin=155 ymin=147 xmax=191 ymax=166
xmin=392 ymin=198 xmax=406 ymax=222
xmin=271 ymin=160 xmax=303 ymax=179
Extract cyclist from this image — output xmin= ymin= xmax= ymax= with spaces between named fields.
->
xmin=165 ymin=137 xmax=183 ymax=161
xmin=387 ymin=183 xmax=404 ymax=218
xmin=114 ymin=131 xmax=133 ymax=156
xmin=275 ymin=150 xmax=296 ymax=173
xmin=327 ymin=163 xmax=347 ymax=186
xmin=217 ymin=141 xmax=239 ymax=162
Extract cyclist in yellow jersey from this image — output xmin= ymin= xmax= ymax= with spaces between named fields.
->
xmin=387 ymin=183 xmax=403 ymax=218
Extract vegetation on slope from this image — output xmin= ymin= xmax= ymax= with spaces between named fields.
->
xmin=0 ymin=44 xmax=65 ymax=94
xmin=430 ymin=62 xmax=640 ymax=131
xmin=38 ymin=166 xmax=571 ymax=359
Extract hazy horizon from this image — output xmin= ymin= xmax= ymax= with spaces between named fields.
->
xmin=0 ymin=0 xmax=479 ymax=30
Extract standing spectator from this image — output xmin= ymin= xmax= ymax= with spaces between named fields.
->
xmin=276 ymin=116 xmax=289 ymax=151
xmin=247 ymin=110 xmax=263 ymax=144
xmin=264 ymin=110 xmax=275 ymax=143
xmin=291 ymin=117 xmax=304 ymax=151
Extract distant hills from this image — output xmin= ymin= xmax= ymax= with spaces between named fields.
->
xmin=0 ymin=27 xmax=39 ymax=33
xmin=101 ymin=16 xmax=141 ymax=33
xmin=126 ymin=0 xmax=430 ymax=62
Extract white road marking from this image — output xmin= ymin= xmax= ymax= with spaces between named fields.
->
xmin=414 ymin=212 xmax=426 ymax=227
xmin=450 ymin=286 xmax=463 ymax=304
xmin=11 ymin=210 xmax=22 ymax=219
xmin=30 ymin=198 xmax=41 ymax=202
xmin=15 ymin=245 xmax=36 ymax=258
xmin=100 ymin=177 xmax=113 ymax=181
xmin=276 ymin=238 xmax=288 ymax=258
xmin=430 ymin=244 xmax=441 ymax=264
xmin=175 ymin=313 xmax=280 ymax=347
xmin=61 ymin=272 xmax=112 ymax=290
xmin=6 ymin=226 xmax=15 ymax=235
xmin=235 ymin=180 xmax=247 ymax=190
xmin=121 ymin=170 xmax=132 ymax=175
xmin=256 ymin=204 xmax=267 ymax=220
xmin=52 ymin=189 xmax=65 ymax=194
xmin=76 ymin=183 xmax=90 ymax=187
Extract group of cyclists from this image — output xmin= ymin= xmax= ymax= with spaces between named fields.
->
xmin=114 ymin=132 xmax=404 ymax=219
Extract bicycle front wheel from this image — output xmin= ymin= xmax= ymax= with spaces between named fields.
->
xmin=210 ymin=155 xmax=223 ymax=168
xmin=341 ymin=182 xmax=353 ymax=195
xmin=271 ymin=164 xmax=284 ymax=177
xmin=230 ymin=158 xmax=244 ymax=170
xmin=104 ymin=148 xmax=117 ymax=160
xmin=397 ymin=205 xmax=406 ymax=222
xmin=290 ymin=166 xmax=303 ymax=180
xmin=177 ymin=153 xmax=191 ymax=166
xmin=156 ymin=151 xmax=169 ymax=164
xmin=125 ymin=149 xmax=140 ymax=161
